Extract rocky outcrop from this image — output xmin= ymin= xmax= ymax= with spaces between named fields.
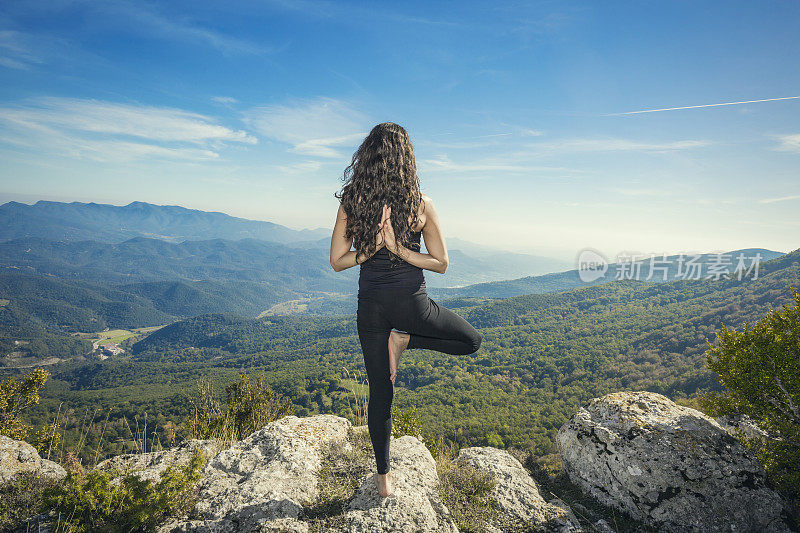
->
xmin=0 ymin=435 xmax=66 ymax=482
xmin=94 ymin=439 xmax=222 ymax=483
xmin=556 ymin=391 xmax=793 ymax=533
xmin=160 ymin=414 xmax=352 ymax=532
xmin=159 ymin=415 xmax=463 ymax=533
xmin=455 ymin=446 xmax=581 ymax=532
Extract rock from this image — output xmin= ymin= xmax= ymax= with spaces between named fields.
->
xmin=94 ymin=439 xmax=221 ymax=483
xmin=455 ymin=446 xmax=582 ymax=532
xmin=0 ymin=435 xmax=65 ymax=482
xmin=556 ymin=391 xmax=792 ymax=532
xmin=592 ymin=518 xmax=616 ymax=533
xmin=160 ymin=414 xmax=352 ymax=533
xmin=714 ymin=413 xmax=770 ymax=442
xmin=335 ymin=435 xmax=458 ymax=532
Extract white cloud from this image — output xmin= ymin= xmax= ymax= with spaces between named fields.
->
xmin=421 ymin=154 xmax=531 ymax=173
xmin=758 ymin=194 xmax=800 ymax=204
xmin=291 ymin=133 xmax=367 ymax=158
xmin=526 ymin=138 xmax=711 ymax=153
xmin=212 ymin=96 xmax=239 ymax=105
xmin=772 ymin=133 xmax=800 ymax=153
xmin=275 ymin=160 xmax=325 ymax=175
xmin=244 ymin=97 xmax=369 ymax=159
xmin=420 ymin=154 xmax=577 ymax=175
xmin=0 ymin=97 xmax=256 ymax=163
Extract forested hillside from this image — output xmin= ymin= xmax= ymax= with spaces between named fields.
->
xmin=17 ymin=248 xmax=798 ymax=464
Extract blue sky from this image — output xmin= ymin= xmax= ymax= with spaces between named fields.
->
xmin=0 ymin=0 xmax=798 ymax=261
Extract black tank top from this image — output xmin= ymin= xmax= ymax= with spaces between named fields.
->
xmin=358 ymin=230 xmax=426 ymax=293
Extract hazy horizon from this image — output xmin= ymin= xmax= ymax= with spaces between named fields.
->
xmin=0 ymin=194 xmax=789 ymax=264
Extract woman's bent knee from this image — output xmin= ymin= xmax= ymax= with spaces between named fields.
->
xmin=469 ymin=330 xmax=482 ymax=353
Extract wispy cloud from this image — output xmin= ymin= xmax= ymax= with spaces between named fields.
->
xmin=274 ymin=160 xmax=325 ymax=175
xmin=758 ymin=194 xmax=800 ymax=204
xmin=605 ymin=96 xmax=800 ymax=116
xmin=212 ymin=96 xmax=239 ymax=105
xmin=96 ymin=2 xmax=273 ymax=55
xmin=418 ymin=128 xmax=543 ymax=150
xmin=0 ymin=30 xmax=42 ymax=70
xmin=0 ymin=97 xmax=255 ymax=163
xmin=263 ymin=0 xmax=460 ymax=27
xmin=771 ymin=133 xmax=800 ymax=153
xmin=526 ymin=138 xmax=711 ymax=153
xmin=243 ymin=97 xmax=368 ymax=158
xmin=421 ymin=155 xmax=531 ymax=173
xmin=420 ymin=154 xmax=579 ymax=175
xmin=4 ymin=1 xmax=276 ymax=56
xmin=608 ymin=187 xmax=670 ymax=197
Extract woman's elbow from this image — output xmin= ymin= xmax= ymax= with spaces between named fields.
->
xmin=438 ymin=259 xmax=449 ymax=274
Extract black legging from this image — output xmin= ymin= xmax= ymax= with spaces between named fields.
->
xmin=356 ymin=285 xmax=483 ymax=474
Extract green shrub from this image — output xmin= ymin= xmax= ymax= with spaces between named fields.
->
xmin=0 ymin=470 xmax=59 ymax=531
xmin=700 ymin=287 xmax=800 ymax=499
xmin=186 ymin=372 xmax=295 ymax=442
xmin=391 ymin=404 xmax=422 ymax=440
xmin=0 ymin=368 xmax=49 ymax=440
xmin=43 ymin=449 xmax=205 ymax=533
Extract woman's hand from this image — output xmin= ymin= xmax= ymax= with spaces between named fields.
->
xmin=375 ymin=204 xmax=388 ymax=250
xmin=381 ymin=204 xmax=398 ymax=253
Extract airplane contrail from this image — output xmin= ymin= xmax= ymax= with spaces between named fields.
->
xmin=604 ymin=95 xmax=800 ymax=116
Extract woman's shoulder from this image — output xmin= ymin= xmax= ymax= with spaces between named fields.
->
xmin=413 ymin=193 xmax=433 ymax=232
xmin=420 ymin=193 xmax=434 ymax=211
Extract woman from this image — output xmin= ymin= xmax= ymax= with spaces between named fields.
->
xmin=329 ymin=122 xmax=483 ymax=498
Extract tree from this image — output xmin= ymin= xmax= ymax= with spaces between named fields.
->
xmin=700 ymin=288 xmax=800 ymax=498
xmin=0 ymin=368 xmax=49 ymax=440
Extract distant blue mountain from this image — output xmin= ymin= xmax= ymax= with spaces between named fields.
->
xmin=0 ymin=200 xmax=330 ymax=244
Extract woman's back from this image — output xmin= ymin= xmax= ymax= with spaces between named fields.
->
xmin=358 ymin=230 xmax=426 ymax=293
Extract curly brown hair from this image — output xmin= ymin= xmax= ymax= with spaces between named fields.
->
xmin=334 ymin=122 xmax=423 ymax=264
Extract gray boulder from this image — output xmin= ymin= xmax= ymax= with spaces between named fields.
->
xmin=456 ymin=446 xmax=582 ymax=532
xmin=0 ymin=435 xmax=65 ymax=482
xmin=556 ymin=391 xmax=792 ymax=532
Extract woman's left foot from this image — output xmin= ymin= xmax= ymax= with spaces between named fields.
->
xmin=388 ymin=330 xmax=410 ymax=384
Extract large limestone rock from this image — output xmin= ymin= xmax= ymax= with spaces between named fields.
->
xmin=161 ymin=414 xmax=352 ymax=532
xmin=94 ymin=439 xmax=221 ymax=483
xmin=556 ymin=391 xmax=793 ymax=532
xmin=0 ymin=435 xmax=66 ymax=482
xmin=335 ymin=435 xmax=459 ymax=532
xmin=161 ymin=415 xmax=460 ymax=533
xmin=455 ymin=446 xmax=582 ymax=532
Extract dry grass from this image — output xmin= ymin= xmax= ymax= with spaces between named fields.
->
xmin=301 ymin=425 xmax=373 ymax=531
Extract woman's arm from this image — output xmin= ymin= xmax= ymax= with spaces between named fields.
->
xmin=384 ymin=197 xmax=449 ymax=274
xmin=329 ymin=204 xmax=384 ymax=272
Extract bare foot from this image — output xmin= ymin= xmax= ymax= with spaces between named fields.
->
xmin=388 ymin=330 xmax=410 ymax=384
xmin=375 ymin=470 xmax=395 ymax=497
